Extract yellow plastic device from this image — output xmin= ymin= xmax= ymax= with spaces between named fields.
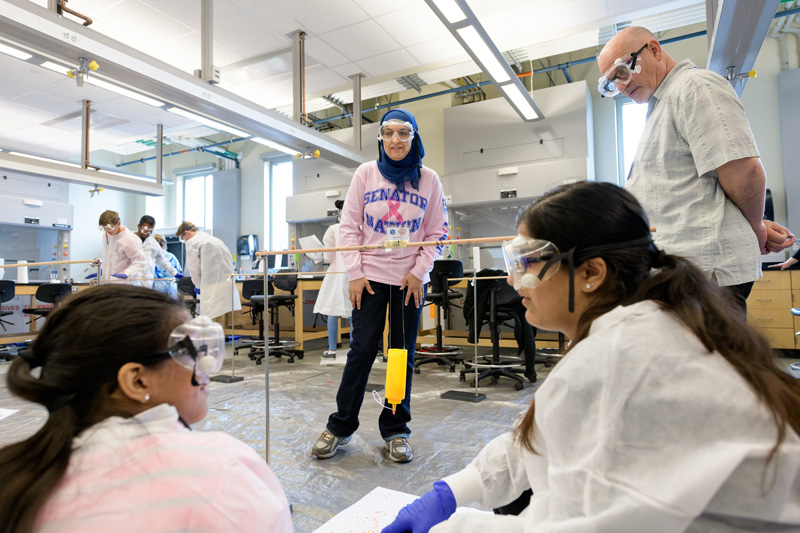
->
xmin=385 ymin=348 xmax=407 ymax=414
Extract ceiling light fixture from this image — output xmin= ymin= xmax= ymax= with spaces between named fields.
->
xmin=0 ymin=42 xmax=32 ymax=60
xmin=425 ymin=0 xmax=543 ymax=122
xmin=167 ymin=107 xmax=249 ymax=137
xmin=252 ymin=136 xmax=298 ymax=156
xmin=8 ymin=151 xmax=81 ymax=168
xmin=40 ymin=60 xmax=165 ymax=107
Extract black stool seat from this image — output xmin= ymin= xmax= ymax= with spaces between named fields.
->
xmin=416 ymin=259 xmax=465 ymax=374
xmin=0 ymin=280 xmax=15 ymax=332
xmin=22 ymin=283 xmax=72 ymax=323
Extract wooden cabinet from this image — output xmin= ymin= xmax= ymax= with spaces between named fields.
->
xmin=746 ymin=270 xmax=797 ymax=349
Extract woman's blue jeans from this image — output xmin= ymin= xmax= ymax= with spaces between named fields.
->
xmin=327 ymin=315 xmax=352 ymax=351
xmin=326 ymin=280 xmax=426 ymax=441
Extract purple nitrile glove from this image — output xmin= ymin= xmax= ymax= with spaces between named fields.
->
xmin=175 ymin=272 xmax=184 ymax=279
xmin=85 ymin=273 xmax=97 ymax=279
xmin=382 ymin=481 xmax=456 ymax=533
xmin=111 ymin=273 xmax=127 ymax=279
xmin=194 ymin=288 xmax=200 ymax=295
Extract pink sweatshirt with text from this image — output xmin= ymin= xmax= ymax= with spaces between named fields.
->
xmin=340 ymin=161 xmax=448 ymax=286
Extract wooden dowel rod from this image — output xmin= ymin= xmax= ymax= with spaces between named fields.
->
xmin=255 ymin=235 xmax=516 ymax=256
xmin=0 ymin=259 xmax=99 ymax=269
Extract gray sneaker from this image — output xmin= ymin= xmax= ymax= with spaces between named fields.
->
xmin=322 ymin=350 xmax=337 ymax=358
xmin=386 ymin=437 xmax=413 ymax=463
xmin=311 ymin=430 xmax=352 ymax=459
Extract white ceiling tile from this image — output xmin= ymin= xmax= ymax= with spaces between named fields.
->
xmin=352 ymin=0 xmax=424 ymax=18
xmin=304 ymin=65 xmax=348 ymax=94
xmin=138 ymin=0 xmax=242 ymax=31
xmin=375 ymin=4 xmax=450 ymax=47
xmin=356 ymin=49 xmax=418 ymax=78
xmin=86 ymin=0 xmax=194 ymax=47
xmin=215 ymin=14 xmax=290 ymax=58
xmin=229 ymin=0 xmax=276 ymax=10
xmin=304 ymin=36 xmax=350 ymax=68
xmin=247 ymin=4 xmax=305 ymax=37
xmin=333 ymin=62 xmax=371 ymax=79
xmin=11 ymin=93 xmax=78 ymax=119
xmin=272 ymin=0 xmax=369 ymax=35
xmin=320 ymin=19 xmax=402 ymax=62
xmin=406 ymin=35 xmax=467 ymax=65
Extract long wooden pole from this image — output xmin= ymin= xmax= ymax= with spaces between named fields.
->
xmin=255 ymin=235 xmax=516 ymax=256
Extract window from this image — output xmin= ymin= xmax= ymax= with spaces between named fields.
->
xmin=183 ymin=174 xmax=213 ymax=229
xmin=264 ymin=159 xmax=292 ymax=251
xmin=616 ymin=99 xmax=648 ymax=186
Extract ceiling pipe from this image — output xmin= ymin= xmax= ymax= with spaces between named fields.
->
xmin=117 ymin=136 xmax=249 ymax=167
xmin=313 ymin=30 xmax=709 ymax=126
xmin=57 ymin=0 xmax=92 ymax=26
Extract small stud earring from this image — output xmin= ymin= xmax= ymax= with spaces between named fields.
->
xmin=143 ymin=394 xmax=150 ymax=403
xmin=585 ymin=283 xmax=595 ymax=289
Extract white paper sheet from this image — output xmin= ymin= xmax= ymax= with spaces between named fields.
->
xmin=313 ymin=487 xmax=417 ymax=533
xmin=314 ymin=487 xmax=485 ymax=533
xmin=299 ymin=235 xmax=324 ymax=264
xmin=0 ymin=408 xmax=19 ymax=422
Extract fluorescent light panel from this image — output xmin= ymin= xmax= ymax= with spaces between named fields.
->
xmin=431 ymin=0 xmax=467 ymax=23
xmin=40 ymin=60 xmax=69 ymax=75
xmin=499 ymin=84 xmax=539 ymax=121
xmin=167 ymin=107 xmax=249 ymax=137
xmin=252 ymin=136 xmax=297 ymax=156
xmin=456 ymin=26 xmax=511 ymax=83
xmin=9 ymin=151 xmax=81 ymax=168
xmin=85 ymin=77 xmax=164 ymax=107
xmin=0 ymin=42 xmax=32 ymax=60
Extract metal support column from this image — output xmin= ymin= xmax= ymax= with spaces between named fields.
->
xmin=81 ymin=99 xmax=90 ymax=169
xmin=156 ymin=124 xmax=163 ymax=185
xmin=200 ymin=0 xmax=216 ymax=84
xmin=291 ymin=30 xmax=305 ymax=123
xmin=350 ymin=73 xmax=364 ymax=150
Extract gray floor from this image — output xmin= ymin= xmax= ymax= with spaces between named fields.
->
xmin=2 ymin=339 xmax=799 ymax=533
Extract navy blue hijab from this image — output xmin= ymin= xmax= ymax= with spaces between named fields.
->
xmin=377 ymin=108 xmax=425 ymax=192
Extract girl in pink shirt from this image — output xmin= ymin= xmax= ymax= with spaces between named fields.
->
xmin=0 ymin=285 xmax=292 ymax=532
xmin=311 ymin=108 xmax=448 ymax=464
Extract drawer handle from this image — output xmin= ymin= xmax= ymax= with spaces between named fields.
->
xmin=756 ymin=298 xmax=772 ymax=302
xmin=757 ymin=317 xmax=773 ymax=321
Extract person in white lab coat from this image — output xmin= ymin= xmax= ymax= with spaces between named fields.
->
xmin=176 ymin=221 xmax=241 ymax=322
xmin=135 ymin=215 xmax=182 ymax=290
xmin=153 ymin=233 xmax=183 ymax=298
xmin=93 ymin=210 xmax=148 ymax=286
xmin=384 ymin=182 xmax=800 ymax=533
xmin=313 ymin=200 xmax=353 ymax=357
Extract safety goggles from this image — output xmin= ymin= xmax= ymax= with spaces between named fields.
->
xmin=502 ymin=236 xmax=565 ymax=291
xmin=178 ymin=233 xmax=187 ymax=243
xmin=139 ymin=225 xmax=154 ymax=235
xmin=151 ymin=316 xmax=225 ymax=385
xmin=98 ymin=224 xmax=116 ymax=232
xmin=378 ymin=119 xmax=415 ymax=143
xmin=597 ymin=43 xmax=646 ymax=97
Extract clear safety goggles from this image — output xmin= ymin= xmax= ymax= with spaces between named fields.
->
xmin=98 ymin=224 xmax=116 ymax=232
xmin=139 ymin=225 xmax=154 ymax=235
xmin=597 ymin=43 xmax=646 ymax=97
xmin=378 ymin=119 xmax=415 ymax=143
xmin=160 ymin=316 xmax=225 ymax=384
xmin=502 ymin=236 xmax=565 ymax=291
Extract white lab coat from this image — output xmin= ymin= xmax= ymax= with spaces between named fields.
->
xmin=141 ymin=235 xmax=178 ymax=289
xmin=313 ymin=224 xmax=352 ymax=317
xmin=100 ymin=226 xmax=149 ymax=287
xmin=185 ymin=231 xmax=241 ymax=320
xmin=434 ymin=300 xmax=800 ymax=533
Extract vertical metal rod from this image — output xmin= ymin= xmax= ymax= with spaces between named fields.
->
xmin=263 ymin=260 xmax=270 ymax=464
xmin=472 ymin=272 xmax=479 ymax=394
xmin=156 ymin=124 xmax=163 ymax=185
xmin=230 ymin=276 xmax=236 ymax=379
xmin=291 ymin=30 xmax=305 ymax=123
xmin=81 ymin=99 xmax=90 ymax=169
xmin=48 ymin=0 xmax=58 ymax=12
xmin=200 ymin=0 xmax=214 ymax=82
xmin=350 ymin=73 xmax=364 ymax=150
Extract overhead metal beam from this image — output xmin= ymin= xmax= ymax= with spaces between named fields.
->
xmin=706 ymin=0 xmax=781 ymax=96
xmin=0 ymin=151 xmax=165 ymax=196
xmin=0 ymin=0 xmax=368 ymax=168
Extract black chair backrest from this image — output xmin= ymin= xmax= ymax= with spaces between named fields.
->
xmin=177 ymin=276 xmax=196 ymax=296
xmin=0 ymin=280 xmax=15 ymax=304
xmin=493 ymin=279 xmax=520 ymax=308
xmin=431 ymin=260 xmax=463 ymax=293
xmin=272 ymin=269 xmax=297 ymax=293
xmin=242 ymin=279 xmax=264 ymax=300
xmin=34 ymin=283 xmax=72 ymax=304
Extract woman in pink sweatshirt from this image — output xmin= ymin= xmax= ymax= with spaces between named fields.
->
xmin=0 ymin=285 xmax=292 ymax=533
xmin=311 ymin=108 xmax=448 ymax=464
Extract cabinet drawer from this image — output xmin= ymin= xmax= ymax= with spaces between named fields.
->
xmin=747 ymin=289 xmax=792 ymax=309
xmin=791 ymin=270 xmax=800 ymax=289
xmin=753 ymin=271 xmax=791 ymax=291
xmin=757 ymin=327 xmax=796 ymax=349
xmin=747 ymin=309 xmax=794 ymax=328
xmin=793 ymin=316 xmax=800 ymax=333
